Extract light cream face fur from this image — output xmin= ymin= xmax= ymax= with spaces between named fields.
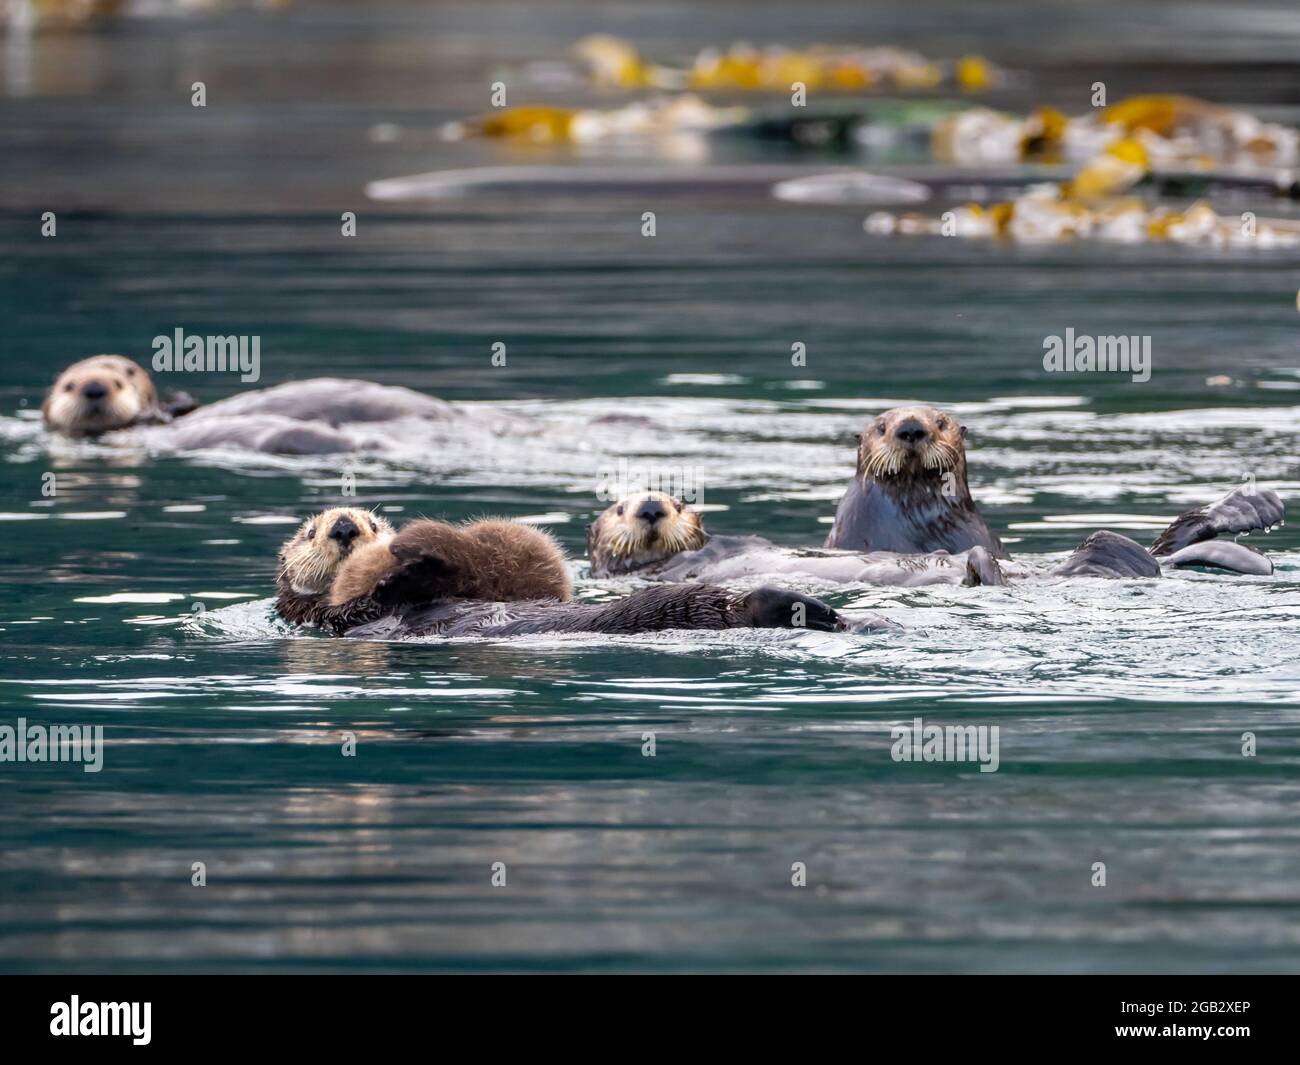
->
xmin=586 ymin=490 xmax=707 ymax=576
xmin=42 ymin=355 xmax=159 ymax=435
xmin=857 ymin=405 xmax=967 ymax=480
xmin=278 ymin=507 xmax=395 ymax=596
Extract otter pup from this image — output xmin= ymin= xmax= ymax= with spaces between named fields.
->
xmin=276 ymin=508 xmax=857 ymax=637
xmin=824 ymin=405 xmax=1007 ymax=557
xmin=588 ymin=486 xmax=1285 ymax=586
xmin=42 ymin=355 xmax=196 ymax=436
xmin=276 ymin=509 xmax=571 ymax=633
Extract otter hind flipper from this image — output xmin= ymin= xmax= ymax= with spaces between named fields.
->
xmin=1151 ymin=486 xmax=1285 ymax=556
xmin=1165 ymin=540 xmax=1274 ymax=576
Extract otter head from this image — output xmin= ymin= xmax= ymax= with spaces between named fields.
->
xmin=586 ymin=490 xmax=708 ymax=577
xmin=42 ymin=355 xmax=160 ymax=436
xmin=856 ymin=406 xmax=971 ymax=496
xmin=278 ymin=507 xmax=395 ymax=598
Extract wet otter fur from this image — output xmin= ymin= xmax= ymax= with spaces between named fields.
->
xmin=345 ymin=583 xmax=854 ymax=639
xmin=824 ymin=406 xmax=1007 ymax=557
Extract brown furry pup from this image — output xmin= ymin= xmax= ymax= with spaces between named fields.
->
xmin=586 ymin=490 xmax=708 ymax=577
xmin=329 ymin=518 xmax=573 ymax=605
xmin=275 ymin=510 xmax=572 ymax=632
xmin=42 ymin=354 xmax=195 ymax=436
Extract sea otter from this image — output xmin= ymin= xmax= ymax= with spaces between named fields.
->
xmin=587 ymin=485 xmax=1284 ymax=586
xmin=824 ymin=405 xmax=1007 ymax=556
xmin=40 ymin=355 xmax=491 ymax=454
xmin=41 ymin=355 xmax=198 ymax=436
xmin=275 ymin=508 xmax=865 ymax=638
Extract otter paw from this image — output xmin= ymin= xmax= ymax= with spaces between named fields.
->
xmin=963 ymin=546 xmax=1007 ymax=587
xmin=741 ymin=586 xmax=845 ymax=632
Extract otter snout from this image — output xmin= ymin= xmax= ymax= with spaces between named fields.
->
xmin=329 ymin=515 xmax=362 ymax=549
xmin=635 ymin=498 xmax=667 ymax=525
xmin=82 ymin=380 xmax=108 ymax=401
xmin=894 ymin=418 xmax=929 ymax=446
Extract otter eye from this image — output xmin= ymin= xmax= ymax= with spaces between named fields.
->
xmin=126 ymin=367 xmax=136 ymax=376
xmin=370 ymin=521 xmax=379 ymax=533
xmin=938 ymin=418 xmax=949 ymax=430
xmin=306 ymin=526 xmax=316 ymax=539
xmin=63 ymin=382 xmax=74 ymax=392
xmin=877 ymin=425 xmax=886 ymax=435
xmin=616 ymin=505 xmax=624 ymax=516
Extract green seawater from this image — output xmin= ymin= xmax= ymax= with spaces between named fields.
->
xmin=1 ymin=1 xmax=1299 ymax=973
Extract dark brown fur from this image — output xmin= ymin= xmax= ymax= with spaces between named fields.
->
xmin=340 ymin=584 xmax=848 ymax=638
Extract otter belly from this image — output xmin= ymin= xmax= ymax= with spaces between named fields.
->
xmin=152 ymin=413 xmax=363 ymax=455
xmin=188 ymin=378 xmax=460 ymax=425
xmin=136 ymin=378 xmax=469 ymax=455
xmin=826 ymin=478 xmax=1007 ymax=557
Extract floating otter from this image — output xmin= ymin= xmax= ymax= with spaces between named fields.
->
xmin=40 ymin=355 xmax=496 ymax=454
xmin=42 ymin=355 xmax=197 ymax=436
xmin=276 ymin=508 xmax=862 ymax=638
xmin=824 ymin=405 xmax=1007 ymax=556
xmin=587 ymin=484 xmax=1284 ymax=586
xmin=38 ymin=354 xmax=659 ymax=455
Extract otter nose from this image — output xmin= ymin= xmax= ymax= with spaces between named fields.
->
xmin=82 ymin=381 xmax=107 ymax=401
xmin=635 ymin=499 xmax=667 ymax=524
xmin=894 ymin=419 xmax=928 ymax=446
xmin=328 ymin=515 xmax=361 ymax=547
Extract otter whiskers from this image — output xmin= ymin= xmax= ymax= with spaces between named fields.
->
xmin=920 ymin=441 xmax=958 ymax=471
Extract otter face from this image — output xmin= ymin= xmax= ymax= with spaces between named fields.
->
xmin=586 ymin=490 xmax=708 ymax=577
xmin=857 ymin=405 xmax=967 ymax=480
xmin=278 ymin=507 xmax=394 ymax=596
xmin=42 ymin=355 xmax=159 ymax=436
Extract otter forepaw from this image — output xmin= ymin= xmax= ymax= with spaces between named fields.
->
xmin=963 ymin=546 xmax=1007 ymax=587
